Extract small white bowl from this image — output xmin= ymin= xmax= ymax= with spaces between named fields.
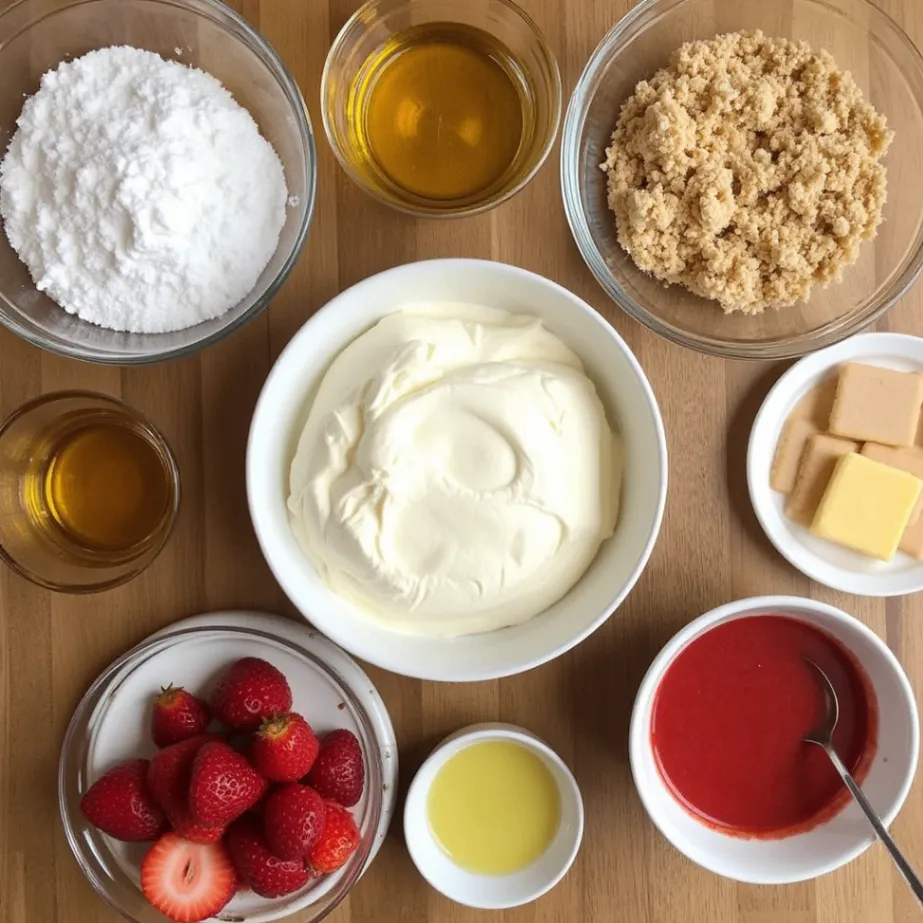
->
xmin=404 ymin=723 xmax=584 ymax=909
xmin=748 ymin=332 xmax=923 ymax=596
xmin=247 ymin=258 xmax=667 ymax=681
xmin=629 ymin=596 xmax=919 ymax=885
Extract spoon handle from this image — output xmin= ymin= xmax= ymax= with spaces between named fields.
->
xmin=825 ymin=744 xmax=923 ymax=905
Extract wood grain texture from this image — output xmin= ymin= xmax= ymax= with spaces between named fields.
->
xmin=1 ymin=0 xmax=922 ymax=921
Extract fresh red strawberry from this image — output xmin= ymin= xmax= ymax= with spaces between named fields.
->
xmin=188 ymin=741 xmax=268 ymax=826
xmin=80 ymin=758 xmax=166 ymax=842
xmin=307 ymin=801 xmax=360 ymax=874
xmin=225 ymin=816 xmax=312 ymax=898
xmin=306 ymin=729 xmax=364 ymax=807
xmin=171 ymin=813 xmax=226 ymax=844
xmin=250 ymin=712 xmax=319 ymax=783
xmin=147 ymin=734 xmax=225 ymax=844
xmin=210 ymin=657 xmax=292 ymax=731
xmin=151 ymin=685 xmax=211 ymax=748
xmin=263 ymin=784 xmax=327 ymax=861
xmin=141 ymin=833 xmax=236 ymax=922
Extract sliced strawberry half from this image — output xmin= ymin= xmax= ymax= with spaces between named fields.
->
xmin=140 ymin=833 xmax=236 ymax=923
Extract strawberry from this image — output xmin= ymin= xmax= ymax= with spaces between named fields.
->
xmin=151 ymin=685 xmax=211 ymax=748
xmin=188 ymin=741 xmax=268 ymax=826
xmin=307 ymin=801 xmax=360 ymax=874
xmin=210 ymin=657 xmax=292 ymax=731
xmin=147 ymin=735 xmax=225 ymax=844
xmin=80 ymin=758 xmax=166 ymax=842
xmin=141 ymin=833 xmax=236 ymax=923
xmin=306 ymin=729 xmax=365 ymax=807
xmin=225 ymin=816 xmax=312 ymax=898
xmin=250 ymin=712 xmax=319 ymax=783
xmin=263 ymin=784 xmax=327 ymax=861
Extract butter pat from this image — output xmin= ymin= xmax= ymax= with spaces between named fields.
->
xmin=811 ymin=453 xmax=923 ymax=560
xmin=828 ymin=363 xmax=923 ymax=446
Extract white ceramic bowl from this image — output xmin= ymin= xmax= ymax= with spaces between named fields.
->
xmin=749 ymin=332 xmax=923 ymax=596
xmin=247 ymin=259 xmax=667 ymax=681
xmin=629 ymin=596 xmax=919 ymax=884
xmin=403 ymin=723 xmax=584 ymax=909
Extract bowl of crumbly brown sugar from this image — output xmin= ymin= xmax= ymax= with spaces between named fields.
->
xmin=561 ymin=0 xmax=923 ymax=359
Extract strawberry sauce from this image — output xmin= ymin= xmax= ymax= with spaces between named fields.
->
xmin=650 ymin=615 xmax=877 ymax=838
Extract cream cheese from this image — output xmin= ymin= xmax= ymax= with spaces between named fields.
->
xmin=288 ymin=304 xmax=621 ymax=637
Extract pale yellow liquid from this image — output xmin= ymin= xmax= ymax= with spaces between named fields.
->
xmin=427 ymin=741 xmax=560 ymax=875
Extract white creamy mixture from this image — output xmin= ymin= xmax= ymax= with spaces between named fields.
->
xmin=288 ymin=306 xmax=621 ymax=637
xmin=0 ymin=47 xmax=287 ymax=333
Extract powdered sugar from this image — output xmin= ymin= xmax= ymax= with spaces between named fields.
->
xmin=0 ymin=46 xmax=288 ymax=333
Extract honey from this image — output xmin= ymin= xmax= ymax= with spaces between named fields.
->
xmin=24 ymin=412 xmax=174 ymax=559
xmin=346 ymin=23 xmax=530 ymax=206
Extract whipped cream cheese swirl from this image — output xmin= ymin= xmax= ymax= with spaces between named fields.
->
xmin=288 ymin=305 xmax=621 ymax=637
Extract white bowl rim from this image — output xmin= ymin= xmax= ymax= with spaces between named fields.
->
xmin=246 ymin=257 xmax=668 ymax=681
xmin=403 ymin=722 xmax=585 ymax=909
xmin=628 ymin=594 xmax=921 ymax=884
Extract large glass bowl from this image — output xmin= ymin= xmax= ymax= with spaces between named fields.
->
xmin=59 ymin=619 xmax=390 ymax=923
xmin=0 ymin=0 xmax=315 ymax=364
xmin=561 ymin=0 xmax=923 ymax=359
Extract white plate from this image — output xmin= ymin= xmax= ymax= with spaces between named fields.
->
xmin=748 ymin=332 xmax=923 ymax=596
xmin=78 ymin=612 xmax=397 ymax=923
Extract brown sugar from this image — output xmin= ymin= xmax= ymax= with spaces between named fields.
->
xmin=828 ymin=363 xmax=923 ymax=446
xmin=600 ymin=31 xmax=893 ymax=314
xmin=785 ymin=433 xmax=858 ymax=527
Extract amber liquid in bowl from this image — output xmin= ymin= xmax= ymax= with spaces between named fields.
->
xmin=25 ymin=412 xmax=173 ymax=561
xmin=346 ymin=22 xmax=532 ymax=209
xmin=0 ymin=392 xmax=179 ymax=590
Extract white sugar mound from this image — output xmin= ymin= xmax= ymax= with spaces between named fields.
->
xmin=0 ymin=46 xmax=288 ymax=334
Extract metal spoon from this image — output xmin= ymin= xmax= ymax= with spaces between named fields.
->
xmin=803 ymin=657 xmax=923 ymax=903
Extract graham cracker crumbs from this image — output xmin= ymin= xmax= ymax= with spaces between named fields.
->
xmin=600 ymin=30 xmax=893 ymax=314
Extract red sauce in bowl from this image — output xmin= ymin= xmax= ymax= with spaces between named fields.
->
xmin=651 ymin=615 xmax=877 ymax=838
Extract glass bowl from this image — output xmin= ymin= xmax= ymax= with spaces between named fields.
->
xmin=0 ymin=391 xmax=180 ymax=593
xmin=561 ymin=0 xmax=923 ymax=359
xmin=0 ymin=0 xmax=315 ymax=364
xmin=59 ymin=617 xmax=393 ymax=923
xmin=322 ymin=0 xmax=561 ymax=218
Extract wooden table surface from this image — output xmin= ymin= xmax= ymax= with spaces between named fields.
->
xmin=2 ymin=0 xmax=923 ymax=921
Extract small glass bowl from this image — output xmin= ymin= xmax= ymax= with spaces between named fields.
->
xmin=59 ymin=620 xmax=389 ymax=923
xmin=0 ymin=392 xmax=180 ymax=593
xmin=322 ymin=0 xmax=561 ymax=218
xmin=561 ymin=0 xmax=923 ymax=359
xmin=0 ymin=0 xmax=316 ymax=364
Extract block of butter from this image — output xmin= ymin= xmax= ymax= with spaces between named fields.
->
xmin=811 ymin=453 xmax=923 ymax=560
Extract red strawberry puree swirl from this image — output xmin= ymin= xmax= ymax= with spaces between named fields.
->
xmin=651 ymin=615 xmax=878 ymax=838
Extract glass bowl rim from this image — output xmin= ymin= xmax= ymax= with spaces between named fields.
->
xmin=320 ymin=0 xmax=563 ymax=219
xmin=0 ymin=0 xmax=317 ymax=366
xmin=559 ymin=0 xmax=923 ymax=360
xmin=58 ymin=621 xmax=385 ymax=923
xmin=0 ymin=389 xmax=181 ymax=592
